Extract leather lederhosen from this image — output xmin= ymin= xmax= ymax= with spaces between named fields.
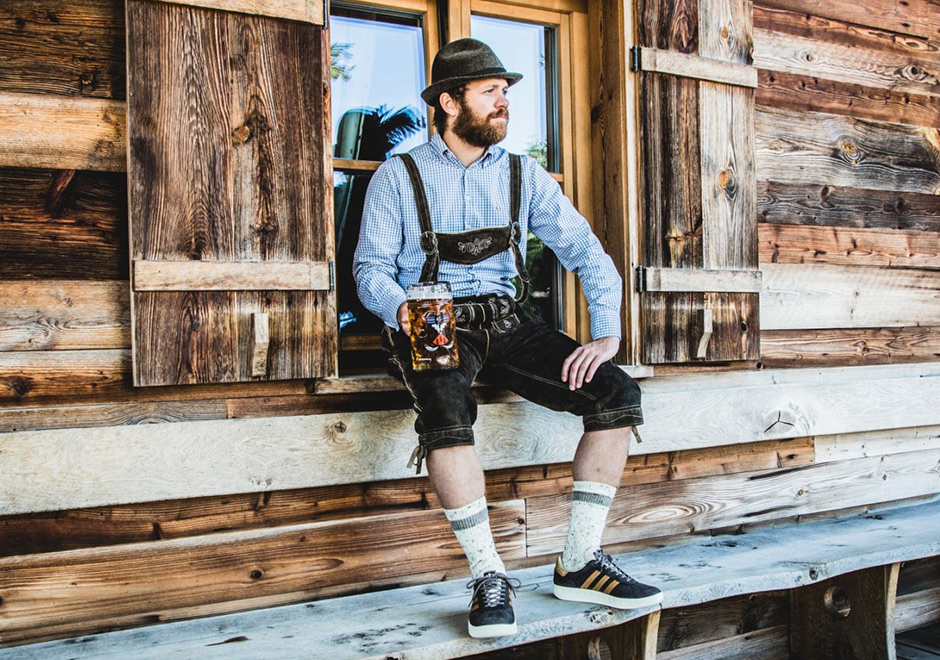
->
xmin=395 ymin=152 xmax=531 ymax=302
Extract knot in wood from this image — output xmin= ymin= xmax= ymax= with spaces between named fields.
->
xmin=332 ymin=421 xmax=347 ymax=434
xmin=720 ymin=25 xmax=730 ymax=40
xmin=231 ymin=125 xmax=252 ymax=144
xmin=249 ymin=569 xmax=264 ymax=580
xmin=800 ymin=50 xmax=816 ymax=63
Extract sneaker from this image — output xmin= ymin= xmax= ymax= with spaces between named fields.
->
xmin=553 ymin=549 xmax=663 ymax=609
xmin=466 ymin=571 xmax=519 ymax=638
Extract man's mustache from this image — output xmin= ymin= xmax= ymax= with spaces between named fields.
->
xmin=489 ymin=109 xmax=509 ymax=120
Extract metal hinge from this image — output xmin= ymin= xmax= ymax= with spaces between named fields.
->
xmin=630 ymin=45 xmax=642 ymax=73
xmin=636 ymin=266 xmax=647 ymax=292
xmin=328 ymin=260 xmax=335 ymax=291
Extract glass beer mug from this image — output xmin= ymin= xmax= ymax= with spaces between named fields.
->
xmin=406 ymin=282 xmax=460 ymax=371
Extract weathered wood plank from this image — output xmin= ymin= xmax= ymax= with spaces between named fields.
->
xmin=759 ymin=224 xmax=940 ymax=269
xmin=127 ymin=2 xmax=336 ymax=386
xmin=3 ymin=499 xmax=937 ymax=660
xmin=657 ymin=592 xmax=788 ymax=654
xmin=658 ymin=626 xmax=789 ymax=660
xmin=0 ymin=501 xmax=525 ymax=646
xmin=525 ymin=448 xmax=940 ymax=555
xmin=761 ymin=262 xmax=940 ymax=330
xmin=0 ymin=168 xmax=128 ymax=280
xmin=761 ymin=328 xmax=940 ymax=368
xmin=133 ymin=260 xmax=332 ymax=291
xmin=757 ymin=70 xmax=940 ymax=129
xmin=0 ymin=280 xmax=128 ymax=351
xmin=754 ymin=28 xmax=940 ymax=99
xmin=6 ymin=363 xmax=940 ymax=514
xmin=639 ymin=268 xmax=762 ymax=292
xmin=897 ymin=587 xmax=940 ymax=633
xmin=756 ymin=107 xmax=940 ymax=195
xmin=146 ymin=0 xmax=325 ymax=24
xmin=0 ymin=437 xmax=812 ymax=556
xmin=0 ymin=0 xmax=126 ymax=99
xmin=0 ymin=92 xmax=125 ymax=171
xmin=0 ymin=349 xmax=128 ymax=403
xmin=757 ymin=181 xmax=940 ymax=233
xmin=637 ymin=47 xmax=758 ymax=87
xmin=753 ymin=0 xmax=938 ymax=41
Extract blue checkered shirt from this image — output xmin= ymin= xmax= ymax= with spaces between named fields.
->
xmin=353 ymin=134 xmax=623 ymax=339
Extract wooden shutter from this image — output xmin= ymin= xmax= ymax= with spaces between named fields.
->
xmin=126 ymin=0 xmax=336 ymax=386
xmin=635 ymin=0 xmax=760 ymax=364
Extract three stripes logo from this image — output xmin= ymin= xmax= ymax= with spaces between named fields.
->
xmin=580 ymin=570 xmax=620 ymax=595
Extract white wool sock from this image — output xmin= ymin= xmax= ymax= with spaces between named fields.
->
xmin=444 ymin=496 xmax=506 ymax=579
xmin=560 ymin=481 xmax=617 ymax=572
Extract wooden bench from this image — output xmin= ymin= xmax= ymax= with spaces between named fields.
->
xmin=4 ymin=497 xmax=938 ymax=660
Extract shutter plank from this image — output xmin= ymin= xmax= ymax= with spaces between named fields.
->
xmin=127 ymin=1 xmax=335 ymax=386
xmin=637 ymin=48 xmax=758 ymax=87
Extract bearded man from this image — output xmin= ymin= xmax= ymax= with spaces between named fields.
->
xmin=353 ymin=38 xmax=662 ymax=639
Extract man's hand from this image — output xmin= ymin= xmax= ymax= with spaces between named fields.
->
xmin=561 ymin=336 xmax=620 ymax=390
xmin=397 ymin=302 xmax=411 ymax=336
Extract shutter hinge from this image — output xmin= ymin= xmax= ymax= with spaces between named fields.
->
xmin=328 ymin=260 xmax=335 ymax=291
xmin=630 ymin=45 xmax=641 ymax=73
xmin=636 ymin=266 xmax=647 ymax=292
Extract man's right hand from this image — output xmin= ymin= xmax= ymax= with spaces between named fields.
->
xmin=397 ymin=302 xmax=411 ymax=336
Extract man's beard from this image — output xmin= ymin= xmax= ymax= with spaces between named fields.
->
xmin=452 ymin=101 xmax=509 ymax=148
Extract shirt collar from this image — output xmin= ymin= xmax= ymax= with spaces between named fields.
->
xmin=430 ymin=133 xmax=502 ymax=168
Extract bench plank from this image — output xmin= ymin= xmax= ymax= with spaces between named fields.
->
xmin=4 ymin=498 xmax=938 ymax=660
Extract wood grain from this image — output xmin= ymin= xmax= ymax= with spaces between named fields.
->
xmin=0 ymin=280 xmax=129 ymax=351
xmin=761 ymin=328 xmax=940 ymax=368
xmin=0 ymin=349 xmax=129 ymax=404
xmin=815 ymin=426 xmax=940 ymax=464
xmin=759 ymin=224 xmax=940 ymax=268
xmin=638 ymin=47 xmax=758 ymax=87
xmin=756 ymin=69 xmax=940 ymax=129
xmin=657 ymin=592 xmax=788 ymax=653
xmin=0 ymin=502 xmax=525 ymax=646
xmin=0 ymin=168 xmax=128 ymax=280
xmin=757 ymin=181 xmax=940 ymax=232
xmin=761 ymin=262 xmax=940 ymax=330
xmin=755 ymin=106 xmax=940 ymax=195
xmin=754 ymin=28 xmax=940 ymax=99
xmin=146 ymin=0 xmax=325 ymax=24
xmin=754 ymin=0 xmax=939 ymax=41
xmin=659 ymin=626 xmax=789 ymax=660
xmin=0 ymin=92 xmax=125 ymax=170
xmin=0 ymin=0 xmax=126 ymax=99
xmin=525 ymin=448 xmax=940 ymax=556
xmin=133 ymin=260 xmax=332 ymax=291
xmin=640 ymin=268 xmax=762 ymax=292
xmin=126 ymin=2 xmax=335 ymax=385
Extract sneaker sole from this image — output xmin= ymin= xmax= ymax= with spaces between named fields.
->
xmin=468 ymin=621 xmax=517 ymax=638
xmin=553 ymin=583 xmax=664 ymax=610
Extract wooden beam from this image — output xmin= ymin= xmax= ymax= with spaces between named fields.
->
xmin=133 ymin=260 xmax=332 ymax=292
xmin=761 ymin=263 xmax=940 ymax=330
xmin=761 ymin=327 xmax=940 ymax=369
xmin=0 ymin=92 xmax=125 ymax=171
xmin=635 ymin=47 xmax=759 ymax=88
xmin=790 ymin=563 xmax=900 ymax=660
xmin=896 ymin=586 xmax=940 ymax=634
xmin=658 ymin=626 xmax=789 ymax=660
xmin=145 ymin=0 xmax=325 ymax=24
xmin=4 ymin=363 xmax=940 ymax=514
xmin=638 ymin=267 xmax=762 ymax=293
xmin=755 ymin=107 xmax=940 ymax=195
xmin=0 ymin=280 xmax=129 ymax=351
xmin=814 ymin=426 xmax=940 ymax=464
xmin=753 ymin=0 xmax=938 ymax=42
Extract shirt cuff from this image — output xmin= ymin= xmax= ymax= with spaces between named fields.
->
xmin=382 ymin=289 xmax=408 ymax=330
xmin=590 ymin=310 xmax=622 ymax=341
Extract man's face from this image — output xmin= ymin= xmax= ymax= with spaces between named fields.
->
xmin=450 ymin=77 xmax=510 ymax=148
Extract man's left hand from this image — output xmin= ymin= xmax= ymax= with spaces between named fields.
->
xmin=561 ymin=336 xmax=620 ymax=391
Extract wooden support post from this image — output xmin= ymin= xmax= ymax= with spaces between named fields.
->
xmin=556 ymin=611 xmax=661 ymax=660
xmin=790 ymin=563 xmax=900 ymax=660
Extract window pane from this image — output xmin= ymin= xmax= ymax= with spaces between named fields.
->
xmin=470 ymin=15 xmax=556 ymax=171
xmin=330 ymin=6 xmax=429 ymax=160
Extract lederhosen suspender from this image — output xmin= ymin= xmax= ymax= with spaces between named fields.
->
xmin=395 ymin=152 xmax=531 ymax=302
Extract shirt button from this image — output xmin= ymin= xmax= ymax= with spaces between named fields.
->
xmin=464 ymin=194 xmax=470 ymax=202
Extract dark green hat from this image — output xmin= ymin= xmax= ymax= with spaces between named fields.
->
xmin=421 ymin=38 xmax=523 ymax=106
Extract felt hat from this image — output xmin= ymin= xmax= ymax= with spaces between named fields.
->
xmin=421 ymin=38 xmax=523 ymax=105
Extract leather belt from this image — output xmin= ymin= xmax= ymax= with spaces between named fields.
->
xmin=453 ymin=295 xmax=518 ymax=328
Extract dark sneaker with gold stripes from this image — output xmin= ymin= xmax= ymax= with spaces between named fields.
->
xmin=553 ymin=549 xmax=663 ymax=609
xmin=467 ymin=571 xmax=519 ymax=638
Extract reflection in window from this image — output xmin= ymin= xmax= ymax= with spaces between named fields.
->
xmin=472 ymin=15 xmax=562 ymax=329
xmin=331 ymin=4 xmax=429 ymax=343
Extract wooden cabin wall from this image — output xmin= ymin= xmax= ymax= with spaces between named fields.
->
xmin=1 ymin=0 xmax=939 ymax=650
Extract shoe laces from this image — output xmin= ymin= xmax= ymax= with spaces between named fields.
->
xmin=467 ymin=572 xmax=521 ymax=609
xmin=594 ymin=549 xmax=637 ymax=584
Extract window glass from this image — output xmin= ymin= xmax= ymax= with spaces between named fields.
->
xmin=470 ymin=15 xmax=557 ymax=171
xmin=472 ymin=15 xmax=561 ymax=328
xmin=330 ymin=6 xmax=429 ymax=160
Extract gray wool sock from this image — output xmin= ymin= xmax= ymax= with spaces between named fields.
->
xmin=560 ymin=481 xmax=617 ymax=572
xmin=444 ymin=496 xmax=506 ymax=579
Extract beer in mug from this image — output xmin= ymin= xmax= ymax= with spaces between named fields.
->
xmin=406 ymin=282 xmax=459 ymax=371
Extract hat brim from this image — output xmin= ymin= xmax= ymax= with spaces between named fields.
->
xmin=421 ymin=72 xmax=523 ymax=105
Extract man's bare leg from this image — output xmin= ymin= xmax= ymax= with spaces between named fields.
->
xmin=427 ymin=444 xmax=485 ymax=509
xmin=572 ymin=427 xmax=630 ymax=487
